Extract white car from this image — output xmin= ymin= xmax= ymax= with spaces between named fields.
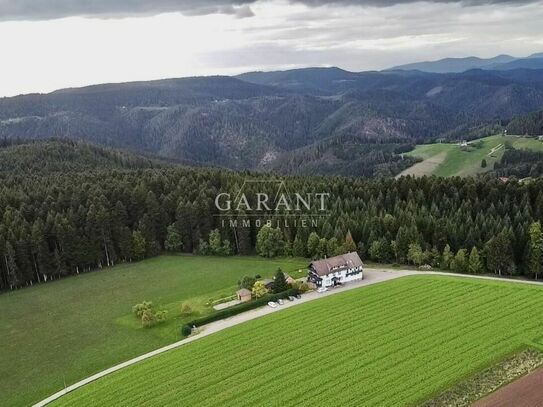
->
xmin=317 ymin=287 xmax=328 ymax=293
xmin=277 ymin=299 xmax=284 ymax=305
xmin=267 ymin=301 xmax=278 ymax=308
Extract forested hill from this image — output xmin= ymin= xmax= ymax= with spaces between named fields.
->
xmin=0 ymin=139 xmax=180 ymax=174
xmin=506 ymin=110 xmax=543 ymax=136
xmin=2 ymin=68 xmax=543 ymax=177
xmin=2 ymin=164 xmax=543 ymax=291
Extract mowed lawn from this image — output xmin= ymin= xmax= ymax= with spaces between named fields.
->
xmin=53 ymin=276 xmax=543 ymax=407
xmin=0 ymin=255 xmax=307 ymax=407
xmin=401 ymin=135 xmax=543 ymax=177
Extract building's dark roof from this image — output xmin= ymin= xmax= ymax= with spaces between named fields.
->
xmin=237 ymin=288 xmax=252 ymax=296
xmin=261 ymin=279 xmax=274 ymax=288
xmin=309 ymin=252 xmax=363 ymax=277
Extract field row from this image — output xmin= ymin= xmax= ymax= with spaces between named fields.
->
xmin=53 ymin=276 xmax=543 ymax=407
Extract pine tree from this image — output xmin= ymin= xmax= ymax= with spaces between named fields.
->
xmin=468 ymin=247 xmax=482 ymax=274
xmin=527 ymin=222 xmax=542 ymax=280
xmin=343 ymin=230 xmax=356 ymax=253
xmin=442 ymin=244 xmax=453 ymax=270
xmin=164 ymin=224 xmax=183 ymax=252
xmin=273 ymin=268 xmax=288 ymax=293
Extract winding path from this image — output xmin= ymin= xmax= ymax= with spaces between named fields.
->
xmin=33 ymin=269 xmax=543 ymax=406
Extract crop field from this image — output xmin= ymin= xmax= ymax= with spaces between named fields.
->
xmin=0 ymin=255 xmax=307 ymax=407
xmin=399 ymin=135 xmax=543 ymax=177
xmin=53 ymin=276 xmax=543 ymax=407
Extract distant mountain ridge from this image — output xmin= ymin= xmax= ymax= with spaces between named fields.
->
xmin=2 ymin=67 xmax=543 ymax=177
xmin=390 ymin=52 xmax=543 ymax=73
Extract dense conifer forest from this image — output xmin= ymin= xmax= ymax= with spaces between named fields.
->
xmin=2 ymin=139 xmax=543 ymax=290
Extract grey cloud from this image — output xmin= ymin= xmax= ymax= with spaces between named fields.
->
xmin=0 ymin=0 xmax=539 ymax=21
xmin=0 ymin=0 xmax=256 ymax=21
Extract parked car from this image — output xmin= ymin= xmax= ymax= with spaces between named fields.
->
xmin=288 ymin=296 xmax=295 ymax=301
xmin=277 ymin=299 xmax=284 ymax=305
xmin=267 ymin=301 xmax=277 ymax=308
xmin=317 ymin=287 xmax=328 ymax=293
xmin=295 ymin=294 xmax=301 ymax=299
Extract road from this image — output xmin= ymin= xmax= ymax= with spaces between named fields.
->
xmin=33 ymin=268 xmax=543 ymax=406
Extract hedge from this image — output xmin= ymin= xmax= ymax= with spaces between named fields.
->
xmin=183 ymin=288 xmax=300 ymax=332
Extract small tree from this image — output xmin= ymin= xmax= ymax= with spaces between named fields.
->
xmin=273 ymin=268 xmax=289 ymax=293
xmin=481 ymin=159 xmax=487 ymax=168
xmin=239 ymin=275 xmax=257 ymax=290
xmin=133 ymin=301 xmax=153 ymax=318
xmin=252 ymin=281 xmax=268 ymax=298
xmin=452 ymin=249 xmax=468 ymax=273
xmin=141 ymin=309 xmax=157 ymax=328
xmin=132 ymin=230 xmax=147 ymax=260
xmin=307 ymin=232 xmax=320 ymax=259
xmin=484 ymin=231 xmax=515 ymax=276
xmin=369 ymin=240 xmax=383 ymax=263
xmin=407 ymin=243 xmax=424 ymax=266
xmin=180 ymin=302 xmax=194 ymax=317
xmin=292 ymin=234 xmax=306 ymax=257
xmin=442 ymin=244 xmax=453 ymax=270
xmin=527 ymin=222 xmax=543 ymax=280
xmin=343 ymin=230 xmax=357 ymax=253
xmin=468 ymin=247 xmax=483 ymax=274
xmin=181 ymin=324 xmax=192 ymax=336
xmin=164 ymin=224 xmax=183 ymax=252
xmin=256 ymin=225 xmax=284 ymax=258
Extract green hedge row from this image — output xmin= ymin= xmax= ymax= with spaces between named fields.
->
xmin=182 ymin=288 xmax=300 ymax=334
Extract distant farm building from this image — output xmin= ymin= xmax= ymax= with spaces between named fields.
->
xmin=236 ymin=288 xmax=252 ymax=303
xmin=307 ymin=252 xmax=364 ymax=288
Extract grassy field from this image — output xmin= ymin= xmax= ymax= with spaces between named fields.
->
xmin=399 ymin=135 xmax=543 ymax=177
xmin=52 ymin=275 xmax=543 ymax=407
xmin=0 ymin=255 xmax=307 ymax=407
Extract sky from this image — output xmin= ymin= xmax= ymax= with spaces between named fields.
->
xmin=1 ymin=0 xmax=543 ymax=97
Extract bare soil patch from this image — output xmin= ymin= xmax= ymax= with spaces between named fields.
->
xmin=472 ymin=367 xmax=543 ymax=407
xmin=419 ymin=348 xmax=543 ymax=407
xmin=398 ymin=152 xmax=447 ymax=178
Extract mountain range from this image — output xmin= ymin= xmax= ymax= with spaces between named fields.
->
xmin=391 ymin=52 xmax=543 ymax=73
xmin=1 ymin=64 xmax=543 ymax=177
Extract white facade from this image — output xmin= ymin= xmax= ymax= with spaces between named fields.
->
xmin=320 ymin=265 xmax=363 ymax=287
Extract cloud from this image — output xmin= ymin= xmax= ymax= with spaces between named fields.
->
xmin=0 ymin=0 xmax=538 ymax=21
xmin=0 ymin=0 xmax=256 ymax=21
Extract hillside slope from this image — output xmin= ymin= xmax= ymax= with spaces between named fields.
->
xmin=0 ymin=139 xmax=178 ymax=175
xmin=399 ymin=135 xmax=543 ymax=178
xmin=2 ymin=69 xmax=543 ymax=176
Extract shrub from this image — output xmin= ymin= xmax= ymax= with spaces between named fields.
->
xmin=141 ymin=309 xmax=157 ymax=328
xmin=132 ymin=301 xmax=153 ymax=318
xmin=187 ymin=288 xmax=300 ymax=328
xmin=134 ymin=301 xmax=168 ymax=328
xmin=292 ymin=280 xmax=310 ymax=293
xmin=181 ymin=324 xmax=192 ymax=337
xmin=180 ymin=302 xmax=194 ymax=317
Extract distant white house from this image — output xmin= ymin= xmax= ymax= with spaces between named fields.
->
xmin=307 ymin=252 xmax=364 ymax=288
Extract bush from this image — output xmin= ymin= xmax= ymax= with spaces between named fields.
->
xmin=187 ymin=288 xmax=300 ymax=328
xmin=141 ymin=309 xmax=157 ymax=328
xmin=180 ymin=302 xmax=194 ymax=317
xmin=132 ymin=301 xmax=153 ymax=318
xmin=292 ymin=280 xmax=310 ymax=293
xmin=134 ymin=300 xmax=168 ymax=328
xmin=181 ymin=324 xmax=192 ymax=337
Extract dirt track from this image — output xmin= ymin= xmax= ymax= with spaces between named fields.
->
xmin=472 ymin=367 xmax=543 ymax=407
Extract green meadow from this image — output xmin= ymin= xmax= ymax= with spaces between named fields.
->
xmin=400 ymin=135 xmax=543 ymax=177
xmin=0 ymin=255 xmax=307 ymax=406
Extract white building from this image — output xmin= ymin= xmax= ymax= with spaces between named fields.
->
xmin=307 ymin=252 xmax=364 ymax=288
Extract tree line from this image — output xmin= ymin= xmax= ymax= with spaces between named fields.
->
xmin=2 ymin=166 xmax=543 ymax=290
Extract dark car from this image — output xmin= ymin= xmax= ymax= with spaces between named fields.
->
xmin=295 ymin=294 xmax=301 ymax=299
